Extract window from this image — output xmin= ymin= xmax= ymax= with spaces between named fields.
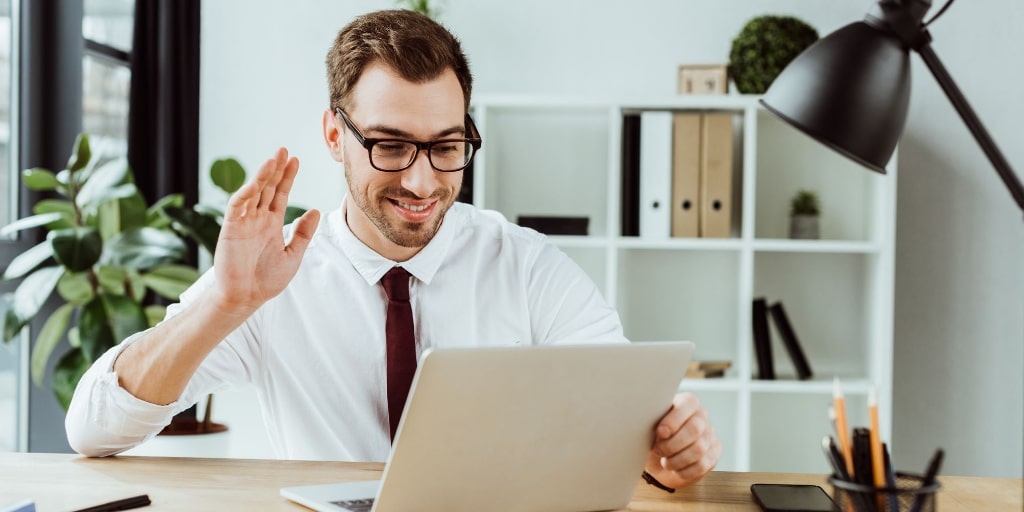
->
xmin=83 ymin=0 xmax=133 ymax=161
xmin=0 ymin=0 xmax=18 ymax=453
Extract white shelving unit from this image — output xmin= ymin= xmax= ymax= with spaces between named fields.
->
xmin=470 ymin=94 xmax=896 ymax=473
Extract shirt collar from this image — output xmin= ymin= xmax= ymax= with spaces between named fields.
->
xmin=331 ymin=197 xmax=461 ymax=286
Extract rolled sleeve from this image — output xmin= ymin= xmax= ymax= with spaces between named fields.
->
xmin=65 ymin=334 xmax=190 ymax=457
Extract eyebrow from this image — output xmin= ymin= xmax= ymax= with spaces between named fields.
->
xmin=362 ymin=122 xmax=466 ymax=140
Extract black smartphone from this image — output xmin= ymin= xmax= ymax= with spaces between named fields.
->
xmin=750 ymin=483 xmax=835 ymax=512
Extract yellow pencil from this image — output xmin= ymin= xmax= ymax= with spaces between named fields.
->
xmin=869 ymin=388 xmax=886 ymax=489
xmin=833 ymin=377 xmax=854 ymax=477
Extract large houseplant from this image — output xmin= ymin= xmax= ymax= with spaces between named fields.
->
xmin=0 ymin=133 xmax=295 ymax=410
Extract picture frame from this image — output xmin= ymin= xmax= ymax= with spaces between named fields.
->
xmin=677 ymin=64 xmax=729 ymax=95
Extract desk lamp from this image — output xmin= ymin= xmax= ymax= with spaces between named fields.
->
xmin=759 ymin=0 xmax=1024 ymax=213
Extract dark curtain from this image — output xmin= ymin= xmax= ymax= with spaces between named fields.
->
xmin=127 ymin=0 xmax=201 ymax=425
xmin=127 ymin=0 xmax=201 ymax=211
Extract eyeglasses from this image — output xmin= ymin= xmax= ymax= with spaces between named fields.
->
xmin=335 ymin=108 xmax=482 ymax=172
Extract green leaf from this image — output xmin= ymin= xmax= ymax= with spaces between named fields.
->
xmin=66 ymin=134 xmax=92 ymax=173
xmin=31 ymin=303 xmax=74 ymax=387
xmin=117 ymin=191 xmax=149 ymax=232
xmin=142 ymin=264 xmax=200 ymax=300
xmin=0 ymin=294 xmax=24 ymax=343
xmin=102 ymin=227 xmax=187 ymax=270
xmin=33 ymin=199 xmax=77 ymax=230
xmin=96 ymin=265 xmax=127 ymax=295
xmin=79 ymin=294 xmax=147 ymax=363
xmin=67 ymin=326 xmax=80 ymax=348
xmin=147 ymin=194 xmax=184 ymax=227
xmin=22 ymin=168 xmax=60 ymax=191
xmin=125 ymin=269 xmax=147 ymax=302
xmin=210 ymin=158 xmax=246 ymax=194
xmin=0 ymin=212 xmax=65 ymax=237
xmin=163 ymin=206 xmax=221 ymax=255
xmin=75 ymin=157 xmax=132 ymax=208
xmin=53 ymin=348 xmax=90 ymax=411
xmin=49 ymin=227 xmax=103 ymax=272
xmin=11 ymin=266 xmax=64 ymax=322
xmin=2 ymin=240 xmax=54 ymax=279
xmin=144 ymin=305 xmax=167 ymax=327
xmin=97 ymin=199 xmax=120 ymax=241
xmin=78 ymin=296 xmax=114 ymax=363
xmin=192 ymin=203 xmax=224 ymax=220
xmin=57 ymin=271 xmax=95 ymax=305
xmin=284 ymin=206 xmax=308 ymax=225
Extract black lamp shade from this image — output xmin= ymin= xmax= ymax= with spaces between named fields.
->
xmin=760 ymin=22 xmax=912 ymax=174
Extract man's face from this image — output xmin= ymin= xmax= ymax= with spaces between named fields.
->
xmin=328 ymin=61 xmax=466 ymax=259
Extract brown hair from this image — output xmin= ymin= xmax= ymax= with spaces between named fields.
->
xmin=326 ymin=9 xmax=473 ymax=112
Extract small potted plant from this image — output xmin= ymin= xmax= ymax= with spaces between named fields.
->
xmin=789 ymin=189 xmax=820 ymax=239
xmin=729 ymin=15 xmax=819 ymax=94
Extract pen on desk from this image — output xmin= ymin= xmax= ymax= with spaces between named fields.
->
xmin=833 ymin=377 xmax=855 ymax=477
xmin=70 ymin=494 xmax=150 ymax=512
xmin=909 ymin=449 xmax=944 ymax=512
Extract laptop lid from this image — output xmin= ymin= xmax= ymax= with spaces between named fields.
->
xmin=283 ymin=341 xmax=694 ymax=512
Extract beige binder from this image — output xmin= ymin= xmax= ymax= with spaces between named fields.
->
xmin=671 ymin=113 xmax=701 ymax=238
xmin=700 ymin=113 xmax=734 ymax=238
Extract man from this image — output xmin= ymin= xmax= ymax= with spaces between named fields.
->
xmin=66 ymin=9 xmax=721 ymax=489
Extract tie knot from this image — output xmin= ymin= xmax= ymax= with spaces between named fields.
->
xmin=381 ymin=267 xmax=411 ymax=302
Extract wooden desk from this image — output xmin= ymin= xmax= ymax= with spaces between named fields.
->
xmin=0 ymin=453 xmax=1019 ymax=511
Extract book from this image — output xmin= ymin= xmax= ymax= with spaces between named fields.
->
xmin=769 ymin=301 xmax=813 ymax=380
xmin=685 ymin=360 xmax=732 ymax=379
xmin=620 ymin=113 xmax=641 ymax=236
xmin=699 ymin=112 xmax=734 ymax=238
xmin=670 ymin=112 xmax=701 ymax=238
xmin=752 ymin=297 xmax=774 ymax=380
xmin=639 ymin=111 xmax=673 ymax=239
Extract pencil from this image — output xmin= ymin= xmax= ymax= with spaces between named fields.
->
xmin=833 ymin=377 xmax=854 ymax=477
xmin=868 ymin=388 xmax=886 ymax=510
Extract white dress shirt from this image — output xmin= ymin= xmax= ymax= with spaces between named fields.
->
xmin=65 ymin=200 xmax=627 ymax=461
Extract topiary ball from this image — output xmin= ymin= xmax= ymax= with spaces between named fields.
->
xmin=729 ymin=15 xmax=819 ymax=94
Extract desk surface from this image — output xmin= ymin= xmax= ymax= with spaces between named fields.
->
xmin=0 ymin=453 xmax=1019 ymax=511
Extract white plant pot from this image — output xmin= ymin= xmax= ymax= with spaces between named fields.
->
xmin=789 ymin=214 xmax=819 ymax=239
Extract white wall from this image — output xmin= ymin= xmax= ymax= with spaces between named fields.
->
xmin=200 ymin=0 xmax=1023 ymax=477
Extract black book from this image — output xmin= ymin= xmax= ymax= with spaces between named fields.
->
xmin=620 ymin=114 xmax=641 ymax=236
xmin=752 ymin=297 xmax=774 ymax=380
xmin=769 ymin=301 xmax=813 ymax=380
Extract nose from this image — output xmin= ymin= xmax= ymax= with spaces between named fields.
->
xmin=400 ymin=148 xmax=440 ymax=198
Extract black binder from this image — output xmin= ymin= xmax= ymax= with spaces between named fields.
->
xmin=620 ymin=114 xmax=641 ymax=237
xmin=769 ymin=301 xmax=813 ymax=380
xmin=752 ymin=297 xmax=774 ymax=380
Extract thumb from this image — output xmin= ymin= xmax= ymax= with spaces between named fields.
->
xmin=285 ymin=209 xmax=321 ymax=256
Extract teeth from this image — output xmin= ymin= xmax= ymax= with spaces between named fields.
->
xmin=398 ymin=201 xmax=429 ymax=212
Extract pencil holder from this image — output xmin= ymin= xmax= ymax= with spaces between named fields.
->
xmin=829 ymin=473 xmax=940 ymax=512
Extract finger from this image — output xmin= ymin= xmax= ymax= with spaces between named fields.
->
xmin=284 ymin=209 xmax=321 ymax=256
xmin=269 ymin=156 xmax=300 ymax=213
xmin=655 ymin=393 xmax=702 ymax=440
xmin=659 ymin=429 xmax=721 ymax=482
xmin=257 ymin=148 xmax=289 ymax=210
xmin=654 ymin=410 xmax=709 ymax=460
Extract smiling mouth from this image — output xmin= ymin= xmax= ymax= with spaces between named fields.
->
xmin=396 ymin=200 xmax=430 ymax=212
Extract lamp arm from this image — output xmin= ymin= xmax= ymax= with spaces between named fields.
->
xmin=915 ymin=42 xmax=1024 ymax=212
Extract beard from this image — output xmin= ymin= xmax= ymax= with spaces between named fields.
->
xmin=344 ymin=160 xmax=456 ymax=249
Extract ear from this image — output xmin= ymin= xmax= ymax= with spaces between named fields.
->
xmin=322 ymin=108 xmax=343 ymax=162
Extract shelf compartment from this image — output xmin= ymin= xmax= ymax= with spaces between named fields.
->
xmin=617 ymin=249 xmax=740 ymax=363
xmin=753 ymin=252 xmax=873 ymax=379
xmin=754 ymin=110 xmax=886 ymax=243
xmin=477 ymin=106 xmax=610 ymax=237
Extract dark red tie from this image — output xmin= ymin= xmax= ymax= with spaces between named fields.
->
xmin=381 ymin=267 xmax=416 ymax=440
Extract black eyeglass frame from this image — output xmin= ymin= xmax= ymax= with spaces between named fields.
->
xmin=335 ymin=107 xmax=482 ymax=173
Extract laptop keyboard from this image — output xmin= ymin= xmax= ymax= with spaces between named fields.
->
xmin=330 ymin=498 xmax=374 ymax=512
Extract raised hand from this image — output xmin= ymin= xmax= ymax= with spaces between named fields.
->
xmin=645 ymin=392 xmax=722 ymax=489
xmin=211 ymin=148 xmax=321 ymax=314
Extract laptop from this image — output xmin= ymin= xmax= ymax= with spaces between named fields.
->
xmin=281 ymin=341 xmax=694 ymax=512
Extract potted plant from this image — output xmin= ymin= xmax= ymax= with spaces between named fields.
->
xmin=0 ymin=133 xmax=301 ymax=414
xmin=789 ymin=189 xmax=820 ymax=239
xmin=729 ymin=15 xmax=819 ymax=94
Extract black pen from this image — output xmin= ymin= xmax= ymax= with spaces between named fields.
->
xmin=909 ymin=449 xmax=944 ymax=512
xmin=71 ymin=494 xmax=151 ymax=512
